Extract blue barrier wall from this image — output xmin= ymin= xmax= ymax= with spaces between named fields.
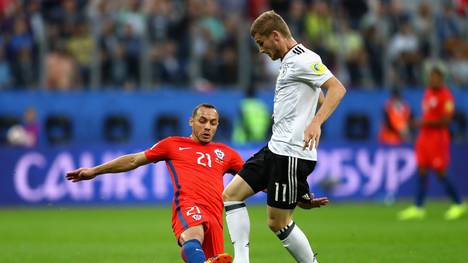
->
xmin=1 ymin=143 xmax=467 ymax=206
xmin=1 ymin=89 xmax=468 ymax=145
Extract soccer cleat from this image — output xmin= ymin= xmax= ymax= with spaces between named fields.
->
xmin=397 ymin=206 xmax=426 ymax=220
xmin=444 ymin=203 xmax=466 ymax=220
xmin=204 ymin=253 xmax=233 ymax=263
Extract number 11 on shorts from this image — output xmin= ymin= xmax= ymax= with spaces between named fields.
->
xmin=275 ymin=182 xmax=287 ymax=202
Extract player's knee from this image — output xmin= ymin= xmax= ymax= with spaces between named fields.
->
xmin=222 ymin=190 xmax=230 ymax=201
xmin=180 ymin=225 xmax=205 ymax=245
xmin=267 ymin=218 xmax=288 ymax=232
xmin=222 ymin=189 xmax=237 ymax=202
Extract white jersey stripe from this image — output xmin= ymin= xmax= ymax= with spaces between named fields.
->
xmin=292 ymin=157 xmax=297 ymax=203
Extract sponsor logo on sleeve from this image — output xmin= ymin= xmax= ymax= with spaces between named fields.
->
xmin=445 ymin=101 xmax=454 ymax=113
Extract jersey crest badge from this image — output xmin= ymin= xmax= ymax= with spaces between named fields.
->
xmin=192 ymin=214 xmax=202 ymax=221
xmin=311 ymin=63 xmax=327 ymax=74
xmin=214 ymin=149 xmax=225 ymax=160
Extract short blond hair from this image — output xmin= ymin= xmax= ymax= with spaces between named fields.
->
xmin=250 ymin=10 xmax=292 ymax=38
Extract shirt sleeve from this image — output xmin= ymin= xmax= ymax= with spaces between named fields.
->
xmin=225 ymin=148 xmax=244 ymax=175
xmin=291 ymin=58 xmax=333 ymax=88
xmin=443 ymin=90 xmax=455 ymax=116
xmin=144 ymin=137 xmax=172 ymax=162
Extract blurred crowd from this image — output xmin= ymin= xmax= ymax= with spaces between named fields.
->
xmin=0 ymin=0 xmax=467 ymax=91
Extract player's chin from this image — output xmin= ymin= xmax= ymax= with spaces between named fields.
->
xmin=200 ymin=135 xmax=213 ymax=143
xmin=271 ymin=53 xmax=280 ymax=60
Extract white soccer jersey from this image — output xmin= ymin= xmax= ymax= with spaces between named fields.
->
xmin=268 ymin=44 xmax=333 ymax=161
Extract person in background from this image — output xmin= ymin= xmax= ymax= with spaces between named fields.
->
xmin=7 ymin=106 xmax=39 ymax=147
xmin=398 ymin=67 xmax=466 ymax=220
xmin=378 ymin=88 xmax=412 ymax=145
xmin=232 ymin=86 xmax=271 ymax=145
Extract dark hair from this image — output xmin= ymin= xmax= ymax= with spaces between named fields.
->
xmin=192 ymin=103 xmax=217 ymax=118
xmin=430 ymin=66 xmax=444 ymax=77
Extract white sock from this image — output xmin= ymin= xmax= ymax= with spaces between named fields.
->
xmin=224 ymin=201 xmax=250 ymax=263
xmin=276 ymin=221 xmax=318 ymax=263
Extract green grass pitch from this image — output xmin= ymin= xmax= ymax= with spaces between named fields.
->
xmin=1 ymin=201 xmax=467 ymax=263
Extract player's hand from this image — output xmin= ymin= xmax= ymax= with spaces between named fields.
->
xmin=303 ymin=120 xmax=321 ymax=150
xmin=66 ymin=168 xmax=97 ymax=182
xmin=297 ymin=196 xmax=329 ymax=210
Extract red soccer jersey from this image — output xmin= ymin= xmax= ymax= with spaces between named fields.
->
xmin=420 ymin=86 xmax=454 ymax=136
xmin=415 ymin=86 xmax=454 ymax=169
xmin=144 ymin=136 xmax=244 ymax=223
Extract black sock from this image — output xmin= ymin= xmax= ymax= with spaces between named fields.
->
xmin=438 ymin=176 xmax=462 ymax=204
xmin=416 ymin=176 xmax=428 ymax=207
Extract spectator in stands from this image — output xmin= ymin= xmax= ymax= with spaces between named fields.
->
xmin=146 ymin=0 xmax=178 ymax=43
xmin=0 ymin=0 xmax=466 ymax=90
xmin=150 ymin=40 xmax=185 ymax=85
xmin=387 ymin=0 xmax=412 ymax=36
xmin=217 ymin=46 xmax=238 ymax=85
xmin=447 ymin=43 xmax=468 ymax=86
xmin=118 ymin=0 xmax=145 ymax=36
xmin=198 ymin=0 xmax=225 ymax=45
xmin=119 ymin=23 xmax=141 ymax=86
xmin=285 ymin=0 xmax=306 ymax=40
xmin=361 ymin=0 xmax=391 ymax=40
xmin=66 ymin=24 xmax=94 ymax=86
xmin=0 ymin=47 xmax=11 ymax=89
xmin=413 ymin=1 xmax=434 ymax=58
xmin=340 ymin=0 xmax=368 ymax=29
xmin=435 ymin=1 xmax=462 ymax=56
xmin=378 ymin=89 xmax=412 ymax=145
xmin=58 ymin=0 xmax=85 ymax=38
xmin=217 ymin=14 xmax=240 ymax=85
xmin=111 ymin=42 xmax=130 ymax=88
xmin=388 ymin=21 xmax=421 ymax=87
xmin=336 ymin=19 xmax=369 ymax=88
xmin=362 ymin=24 xmax=384 ymax=86
xmin=8 ymin=17 xmax=36 ymax=88
xmin=98 ymin=19 xmax=119 ymax=86
xmin=45 ymin=43 xmax=77 ymax=90
xmin=304 ymin=0 xmax=332 ymax=45
xmin=7 ymin=106 xmax=39 ymax=147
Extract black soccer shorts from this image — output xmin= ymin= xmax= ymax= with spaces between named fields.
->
xmin=238 ymin=146 xmax=316 ymax=209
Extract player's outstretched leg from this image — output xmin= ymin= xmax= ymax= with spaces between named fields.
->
xmin=205 ymin=253 xmax=233 ymax=263
xmin=223 ymin=175 xmax=255 ymax=263
xmin=224 ymin=201 xmax=250 ymax=263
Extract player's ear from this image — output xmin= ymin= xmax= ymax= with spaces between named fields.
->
xmin=189 ymin=117 xmax=194 ymax=127
xmin=271 ymin=30 xmax=280 ymax=41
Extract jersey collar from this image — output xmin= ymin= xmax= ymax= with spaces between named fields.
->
xmin=281 ymin=43 xmax=301 ymax=62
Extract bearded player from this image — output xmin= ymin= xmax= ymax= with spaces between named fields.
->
xmin=66 ymin=104 xmax=243 ymax=263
